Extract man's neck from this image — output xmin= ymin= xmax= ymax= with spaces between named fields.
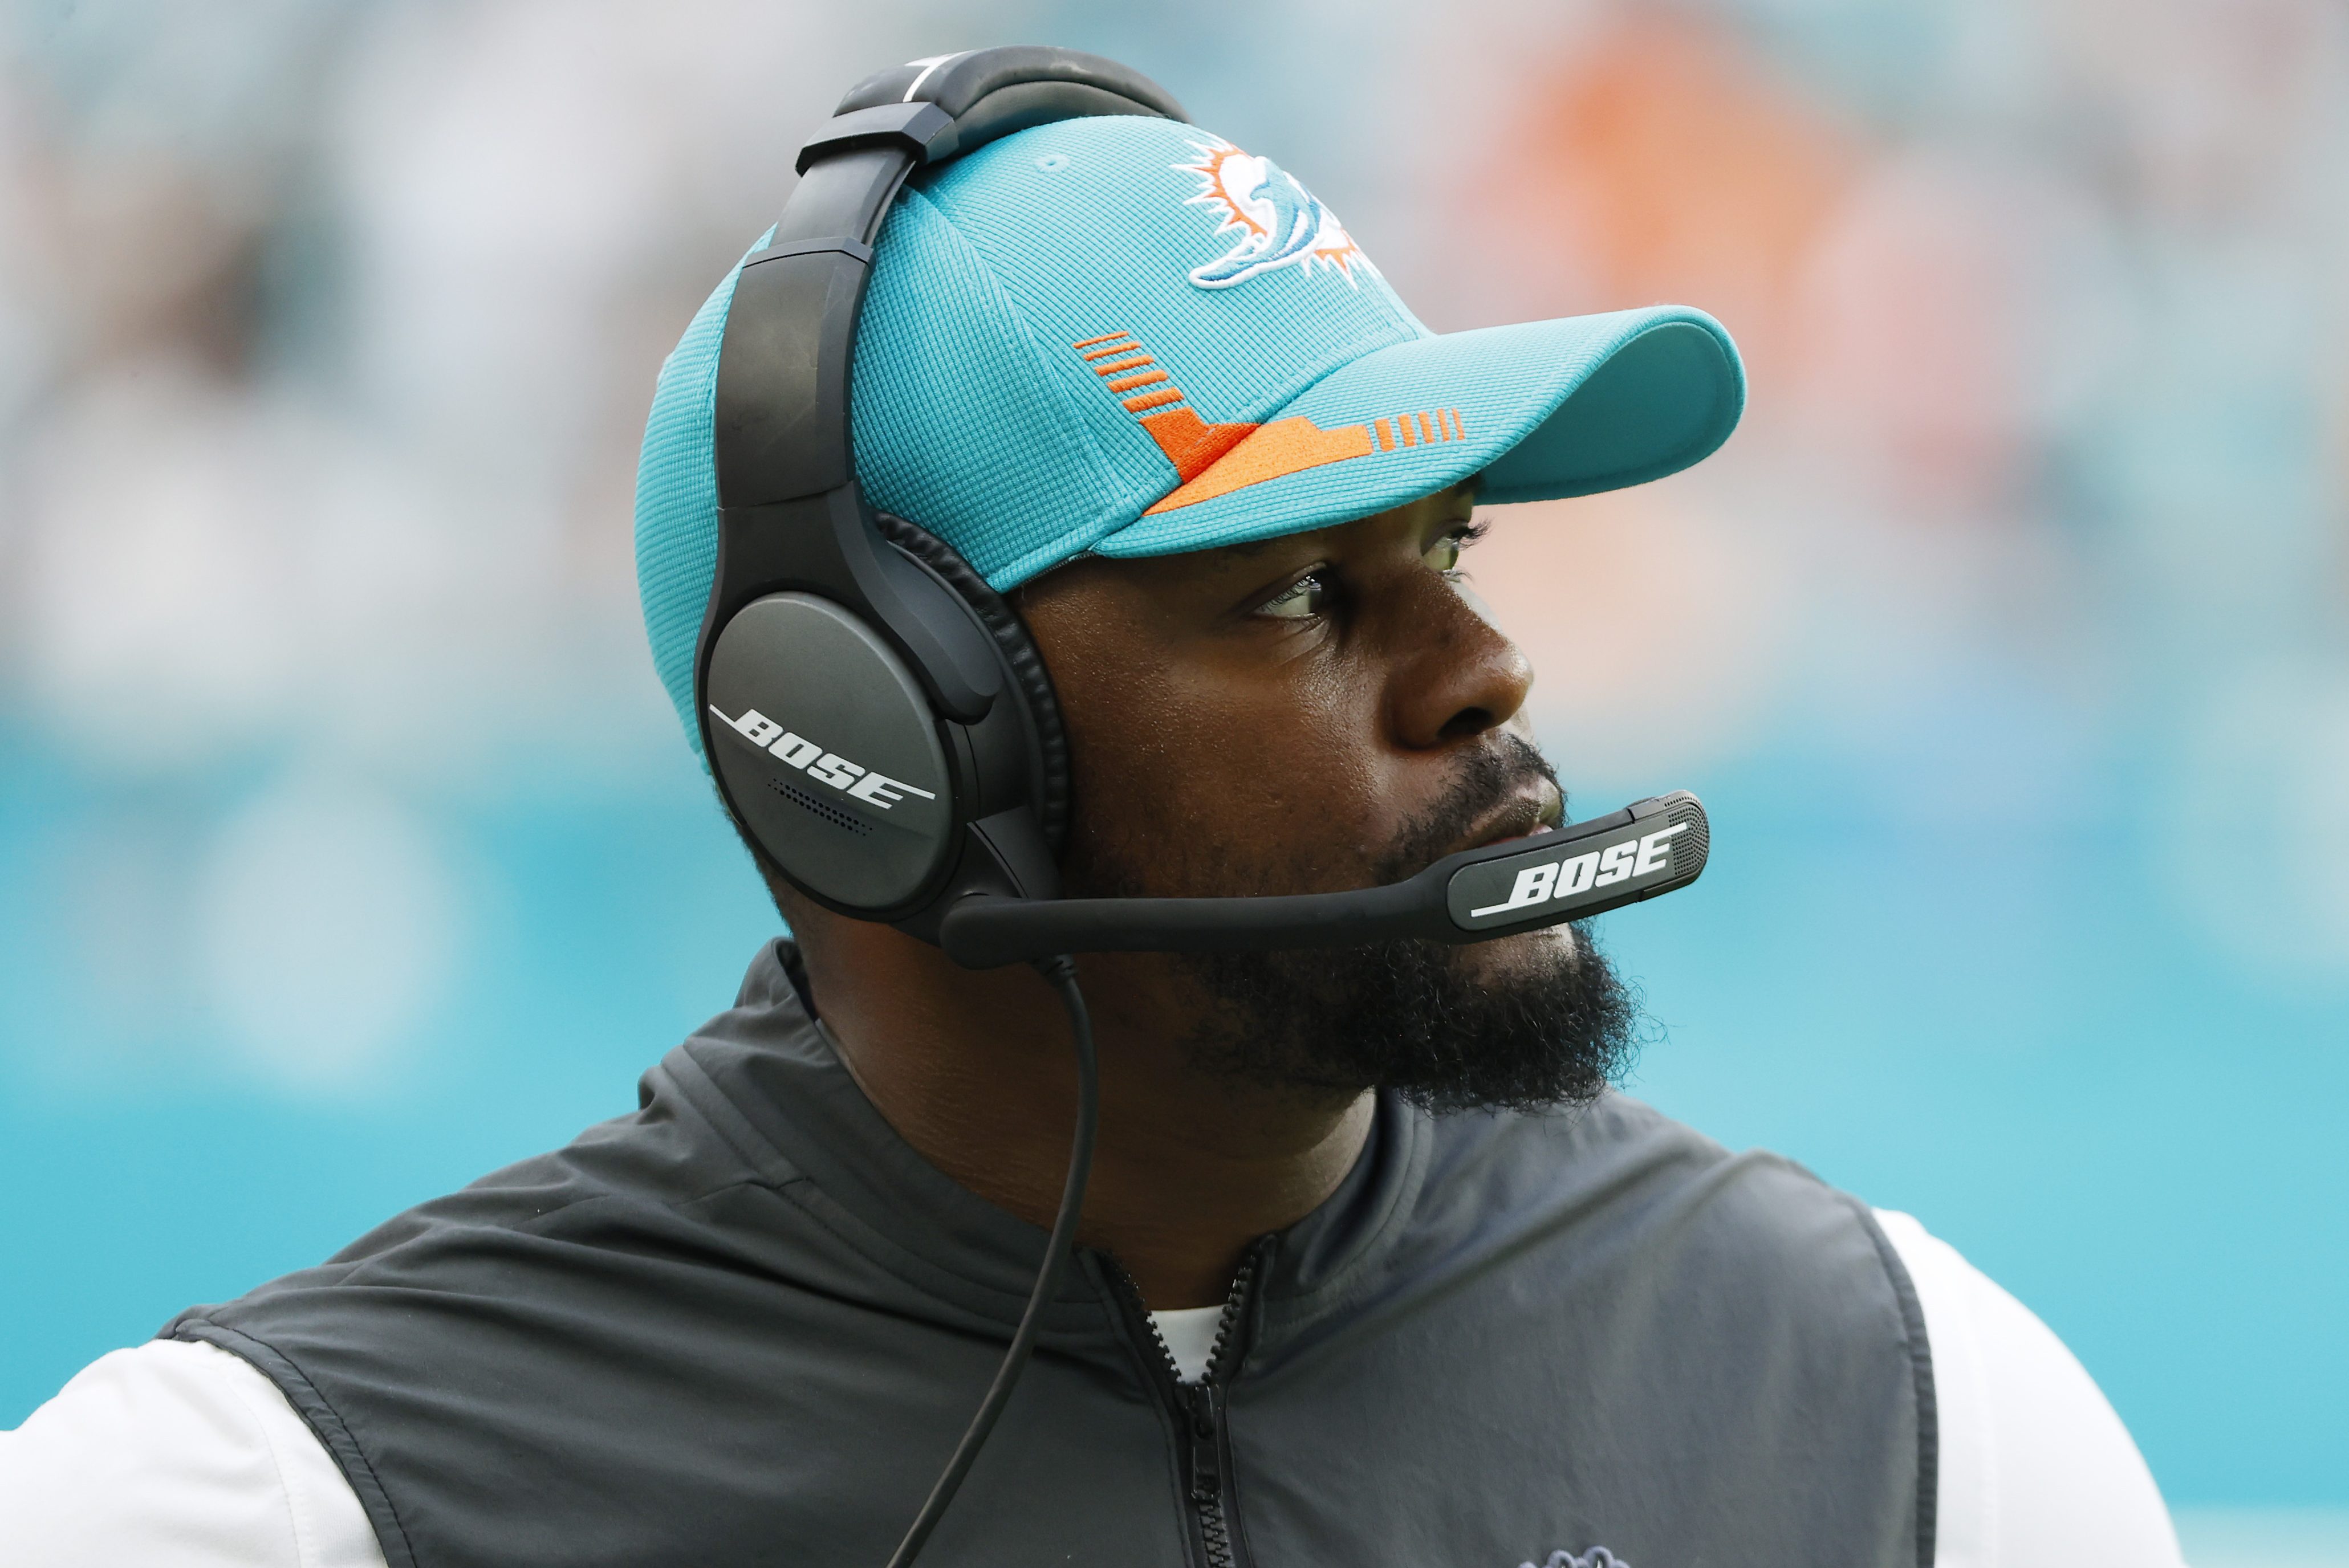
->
xmin=791 ymin=914 xmax=1373 ymax=1309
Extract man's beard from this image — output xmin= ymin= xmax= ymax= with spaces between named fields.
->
xmin=1071 ymin=737 xmax=1643 ymax=1114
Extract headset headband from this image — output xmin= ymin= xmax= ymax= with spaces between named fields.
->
xmin=695 ymin=51 xmax=1186 ymax=739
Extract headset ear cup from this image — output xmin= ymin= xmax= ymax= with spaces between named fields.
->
xmin=869 ymin=512 xmax=1070 ymax=854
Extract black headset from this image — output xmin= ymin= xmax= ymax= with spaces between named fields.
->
xmin=693 ymin=47 xmax=1714 ymax=1564
xmin=696 ymin=47 xmax=1164 ymax=955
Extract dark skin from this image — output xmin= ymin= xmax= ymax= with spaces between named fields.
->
xmin=779 ymin=482 xmax=1566 ymax=1307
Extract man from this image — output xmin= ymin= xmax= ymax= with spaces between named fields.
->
xmin=3 ymin=62 xmax=2184 ymax=1568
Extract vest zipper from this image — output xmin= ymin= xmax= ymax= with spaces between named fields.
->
xmin=1103 ymin=1239 xmax=1274 ymax=1568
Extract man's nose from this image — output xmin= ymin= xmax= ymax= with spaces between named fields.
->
xmin=1385 ymin=569 xmax=1535 ymax=750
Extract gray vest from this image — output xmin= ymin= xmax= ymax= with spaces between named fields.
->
xmin=167 ymin=942 xmax=1935 ymax=1568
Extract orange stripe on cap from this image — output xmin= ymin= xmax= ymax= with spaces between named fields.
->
xmin=1082 ymin=340 xmax=1141 ymax=361
xmin=1092 ymin=353 xmax=1155 ymax=377
xmin=1143 ymin=417 xmax=1376 ymax=514
xmin=1417 ymin=411 xmax=1435 ymax=445
xmin=1107 ymin=369 xmax=1169 ymax=393
xmin=1397 ymin=412 xmax=1417 ymax=447
xmin=1123 ymin=388 xmax=1185 ymax=413
xmin=1139 ymin=406 xmax=1258 ymax=481
xmin=1374 ymin=417 xmax=1395 ymax=451
xmin=1071 ymin=332 xmax=1130 ymax=350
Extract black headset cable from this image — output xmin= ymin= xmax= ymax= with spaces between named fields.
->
xmin=884 ymin=954 xmax=1100 ymax=1568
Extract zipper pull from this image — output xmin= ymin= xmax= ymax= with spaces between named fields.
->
xmin=1186 ymin=1383 xmax=1223 ymax=1501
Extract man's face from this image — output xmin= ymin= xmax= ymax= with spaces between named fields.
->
xmin=1017 ymin=483 xmax=1639 ymax=1111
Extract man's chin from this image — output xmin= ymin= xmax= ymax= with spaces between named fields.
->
xmin=1450 ymin=921 xmax=1580 ymax=981
xmin=1173 ymin=921 xmax=1643 ymax=1116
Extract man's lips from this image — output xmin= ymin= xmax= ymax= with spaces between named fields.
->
xmin=1459 ymin=785 xmax=1566 ymax=856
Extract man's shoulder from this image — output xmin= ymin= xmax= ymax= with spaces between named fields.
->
xmin=1 ymin=1340 xmax=390 ymax=1568
xmin=1421 ymin=1088 xmax=1833 ymax=1216
xmin=169 ymin=1032 xmax=811 ymax=1337
xmin=1405 ymin=1092 xmax=1911 ymax=1326
xmin=1258 ymin=1093 xmax=1937 ymax=1566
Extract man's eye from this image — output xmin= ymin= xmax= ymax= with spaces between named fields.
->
xmin=1257 ymin=573 xmax=1330 ymax=620
xmin=1425 ymin=523 xmax=1485 ymax=576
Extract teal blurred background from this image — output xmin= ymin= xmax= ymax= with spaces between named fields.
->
xmin=1 ymin=0 xmax=2343 ymax=1553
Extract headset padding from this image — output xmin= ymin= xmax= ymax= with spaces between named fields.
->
xmin=871 ymin=512 xmax=1070 ymax=853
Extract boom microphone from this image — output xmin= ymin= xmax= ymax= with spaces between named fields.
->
xmin=939 ymin=791 xmax=1710 ymax=969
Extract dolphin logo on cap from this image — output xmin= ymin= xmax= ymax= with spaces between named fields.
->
xmin=1178 ymin=139 xmax=1375 ymax=290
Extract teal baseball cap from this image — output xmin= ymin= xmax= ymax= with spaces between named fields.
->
xmin=636 ymin=113 xmax=1744 ymax=754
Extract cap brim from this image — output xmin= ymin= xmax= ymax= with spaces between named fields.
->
xmin=1087 ymin=306 xmax=1743 ymax=561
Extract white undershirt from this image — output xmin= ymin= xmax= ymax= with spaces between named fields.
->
xmin=1152 ymin=1302 xmax=1229 ymax=1384
xmin=0 ymin=1211 xmax=2185 ymax=1567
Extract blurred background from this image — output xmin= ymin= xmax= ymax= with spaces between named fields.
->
xmin=1 ymin=0 xmax=2344 ymax=1558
